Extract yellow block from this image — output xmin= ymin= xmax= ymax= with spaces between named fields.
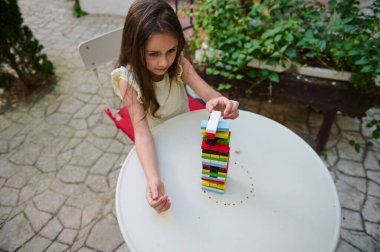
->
xmin=202 ymin=180 xmax=226 ymax=190
xmin=200 ymin=130 xmax=229 ymax=139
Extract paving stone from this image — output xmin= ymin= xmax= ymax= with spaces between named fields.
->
xmin=9 ymin=143 xmax=42 ymax=166
xmin=58 ymin=97 xmax=85 ymax=114
xmin=45 ymin=241 xmax=69 ymax=252
xmin=0 ymin=213 xmax=35 ymax=251
xmin=71 ymin=224 xmax=91 ymax=251
xmin=367 ymin=171 xmax=380 ymax=184
xmin=36 ymin=156 xmax=57 ymax=173
xmin=341 ymin=229 xmax=377 ymax=252
xmin=341 ymin=209 xmax=363 ymax=231
xmin=91 ymin=123 xmax=118 ymax=138
xmin=0 ymin=124 xmax=24 ymax=140
xmin=115 ymin=243 xmax=130 ymax=252
xmin=45 ymin=102 xmax=61 ymax=116
xmin=70 ymin=142 xmax=103 ymax=167
xmin=18 ymin=235 xmax=51 ymax=252
xmin=41 ymin=138 xmax=69 ymax=157
xmin=365 ymin=222 xmax=380 ymax=241
xmin=33 ymin=190 xmax=66 ymax=214
xmin=58 ymin=205 xmax=81 ymax=229
xmin=46 ymin=113 xmax=72 ymax=126
xmin=76 ymin=247 xmax=96 ymax=252
xmin=336 ymin=180 xmax=366 ymax=211
xmin=49 ymin=179 xmax=79 ymax=197
xmin=57 ymin=228 xmax=78 ymax=244
xmin=108 ymin=140 xmax=128 ymax=154
xmin=19 ymin=173 xmax=55 ymax=204
xmin=337 ymin=173 xmax=367 ymax=194
xmin=69 ymin=118 xmax=88 ymax=131
xmin=0 ymin=177 xmax=5 ymax=188
xmin=109 ymin=169 xmax=121 ymax=189
xmin=57 ymin=164 xmax=88 ymax=183
xmin=81 ymin=201 xmax=104 ymax=229
xmin=338 ymin=137 xmax=365 ymax=162
xmin=24 ymin=202 xmax=52 ymax=231
xmin=0 ymin=140 xmax=8 ymax=154
xmin=362 ymin=196 xmax=380 ymax=222
xmin=368 ymin=181 xmax=380 ymax=198
xmin=336 ymin=240 xmax=361 ymax=252
xmin=5 ymin=167 xmax=37 ymax=189
xmin=336 ymin=116 xmax=360 ymax=131
xmin=86 ymin=214 xmax=124 ymax=252
xmin=0 ymin=187 xmax=19 ymax=207
xmin=9 ymin=134 xmax=27 ymax=150
xmin=66 ymin=186 xmax=97 ymax=209
xmin=39 ymin=217 xmax=63 ymax=240
xmin=0 ymin=160 xmax=19 ymax=179
xmin=73 ymin=104 xmax=98 ymax=119
xmin=91 ymin=153 xmax=119 ymax=175
xmin=364 ymin=151 xmax=380 ymax=171
xmin=86 ymin=135 xmax=114 ymax=152
xmin=86 ymin=175 xmax=109 ymax=193
xmin=336 ymin=160 xmax=366 ymax=177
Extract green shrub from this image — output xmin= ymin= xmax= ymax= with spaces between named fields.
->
xmin=0 ymin=0 xmax=56 ymax=93
xmin=190 ymin=0 xmax=380 ymax=91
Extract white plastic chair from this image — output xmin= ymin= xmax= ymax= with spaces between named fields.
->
xmin=78 ymin=27 xmax=204 ymax=142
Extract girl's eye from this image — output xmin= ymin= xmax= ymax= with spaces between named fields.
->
xmin=148 ymin=52 xmax=158 ymax=57
xmin=168 ymin=48 xmax=177 ymax=53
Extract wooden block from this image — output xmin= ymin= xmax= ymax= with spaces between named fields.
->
xmin=206 ymin=111 xmax=221 ymax=134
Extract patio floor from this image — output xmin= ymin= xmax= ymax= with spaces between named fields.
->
xmin=0 ymin=0 xmax=379 ymax=251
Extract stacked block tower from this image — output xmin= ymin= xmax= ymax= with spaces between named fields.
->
xmin=200 ymin=111 xmax=231 ymax=194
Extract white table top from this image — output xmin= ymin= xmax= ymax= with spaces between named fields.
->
xmin=116 ymin=110 xmax=341 ymax=252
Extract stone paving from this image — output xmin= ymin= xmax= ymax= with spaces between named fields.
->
xmin=0 ymin=0 xmax=379 ymax=251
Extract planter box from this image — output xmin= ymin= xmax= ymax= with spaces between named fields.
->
xmin=79 ymin=0 xmax=132 ymax=16
xmin=198 ymin=66 xmax=380 ymax=153
xmin=293 ymin=64 xmax=352 ymax=82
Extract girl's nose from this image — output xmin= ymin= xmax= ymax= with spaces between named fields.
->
xmin=158 ymin=56 xmax=168 ymax=68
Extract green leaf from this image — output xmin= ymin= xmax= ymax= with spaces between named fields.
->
xmin=217 ymin=83 xmax=232 ymax=91
xmin=247 ymin=70 xmax=257 ymax=79
xmin=360 ymin=65 xmax=373 ymax=73
xmin=285 ymin=48 xmax=297 ymax=58
xmin=285 ymin=33 xmax=294 ymax=43
xmin=372 ymin=129 xmax=380 ymax=139
xmin=355 ymin=57 xmax=369 ymax=65
xmin=354 ymin=143 xmax=361 ymax=153
xmin=348 ymin=49 xmax=361 ymax=56
xmin=269 ymin=72 xmax=279 ymax=83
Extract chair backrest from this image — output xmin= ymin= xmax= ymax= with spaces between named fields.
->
xmin=78 ymin=27 xmax=136 ymax=142
xmin=78 ymin=27 xmax=123 ymax=71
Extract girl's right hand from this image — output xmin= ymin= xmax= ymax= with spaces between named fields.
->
xmin=146 ymin=177 xmax=171 ymax=213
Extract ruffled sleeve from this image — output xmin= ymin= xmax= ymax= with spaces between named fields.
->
xmin=111 ymin=66 xmax=143 ymax=104
xmin=175 ymin=62 xmax=185 ymax=85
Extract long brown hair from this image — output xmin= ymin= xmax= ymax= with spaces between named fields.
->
xmin=116 ymin=0 xmax=186 ymax=117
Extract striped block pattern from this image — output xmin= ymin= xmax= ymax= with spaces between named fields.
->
xmin=200 ymin=112 xmax=231 ymax=194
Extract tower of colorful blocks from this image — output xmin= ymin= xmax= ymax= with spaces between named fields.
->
xmin=200 ymin=111 xmax=231 ymax=194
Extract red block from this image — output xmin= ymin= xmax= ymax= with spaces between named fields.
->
xmin=201 ymin=140 xmax=229 ymax=154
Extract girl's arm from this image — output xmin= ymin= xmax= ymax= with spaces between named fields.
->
xmin=179 ymin=56 xmax=239 ymax=119
xmin=119 ymin=79 xmax=171 ymax=213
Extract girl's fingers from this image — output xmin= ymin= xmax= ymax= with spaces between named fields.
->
xmin=156 ymin=198 xmax=171 ymax=213
xmin=148 ymin=194 xmax=168 ymax=208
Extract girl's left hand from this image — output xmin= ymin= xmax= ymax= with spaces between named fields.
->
xmin=206 ymin=97 xmax=239 ymax=119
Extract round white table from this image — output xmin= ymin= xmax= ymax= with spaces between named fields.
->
xmin=116 ymin=110 xmax=341 ymax=252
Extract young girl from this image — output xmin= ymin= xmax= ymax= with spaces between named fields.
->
xmin=111 ymin=0 xmax=239 ymax=213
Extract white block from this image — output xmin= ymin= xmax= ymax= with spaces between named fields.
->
xmin=206 ymin=111 xmax=221 ymax=134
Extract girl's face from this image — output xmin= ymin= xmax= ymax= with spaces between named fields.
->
xmin=144 ymin=33 xmax=178 ymax=82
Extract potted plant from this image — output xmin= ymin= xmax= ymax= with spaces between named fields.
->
xmin=188 ymin=0 xmax=380 ymax=153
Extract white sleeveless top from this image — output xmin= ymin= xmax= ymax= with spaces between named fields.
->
xmin=111 ymin=64 xmax=189 ymax=128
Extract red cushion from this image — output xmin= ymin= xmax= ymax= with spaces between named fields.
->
xmin=105 ymin=96 xmax=205 ymax=142
xmin=188 ymin=96 xmax=205 ymax=111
